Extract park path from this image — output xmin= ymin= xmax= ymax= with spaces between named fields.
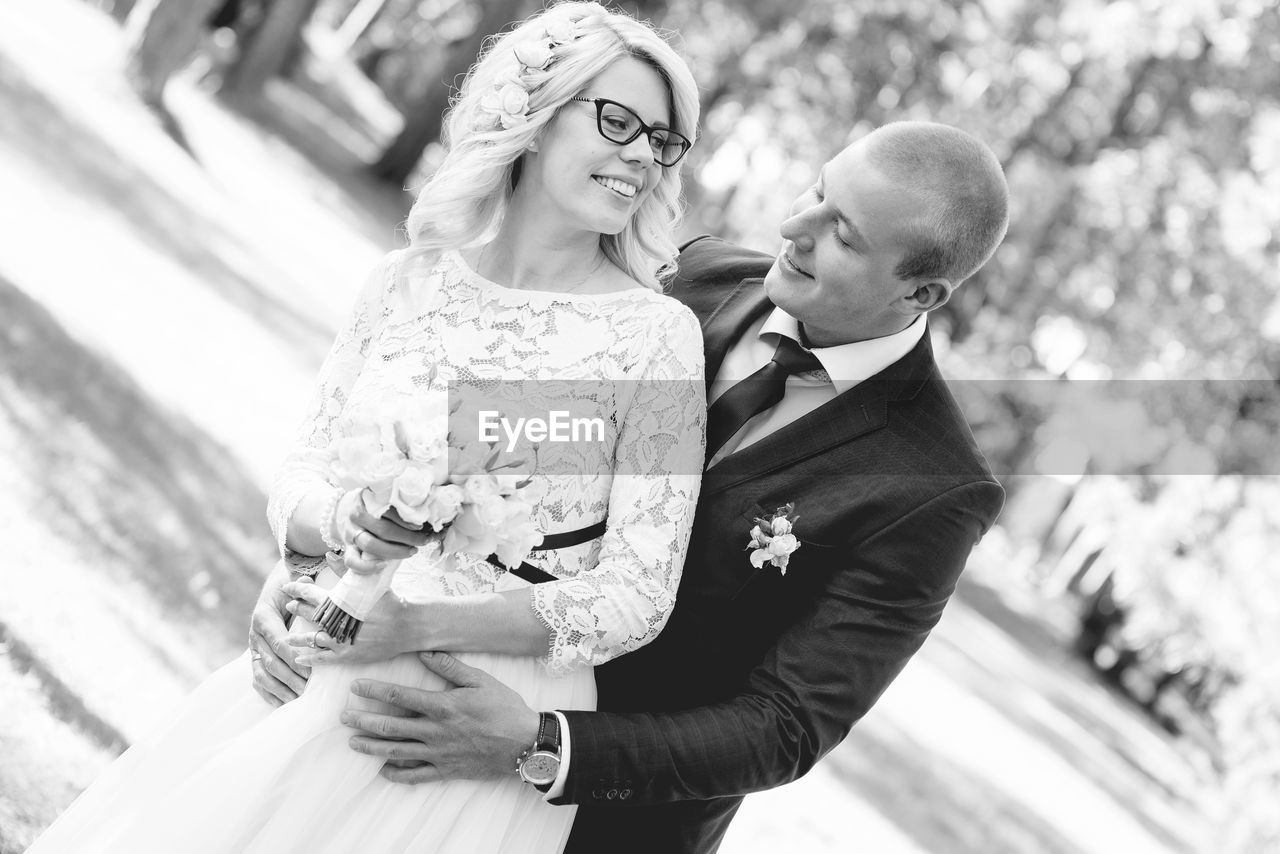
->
xmin=0 ymin=1 xmax=1217 ymax=851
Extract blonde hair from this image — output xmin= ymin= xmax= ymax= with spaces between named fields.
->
xmin=403 ymin=2 xmax=700 ymax=291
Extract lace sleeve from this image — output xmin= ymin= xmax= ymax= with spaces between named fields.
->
xmin=265 ymin=251 xmax=403 ymax=556
xmin=531 ymin=301 xmax=706 ymax=675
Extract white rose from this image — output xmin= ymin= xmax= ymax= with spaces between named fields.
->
xmin=499 ymin=111 xmax=528 ymax=130
xmin=425 ymin=449 xmax=451 ymax=486
xmin=331 ymin=434 xmax=382 ymax=487
xmin=472 ymin=494 xmax=509 ymax=529
xmin=498 ymin=83 xmax=529 ymax=116
xmin=391 ymin=465 xmax=434 ymax=521
xmin=478 ymin=90 xmax=503 ymax=115
xmin=770 ymin=517 xmax=793 ymax=536
xmin=401 ymin=415 xmax=448 ymax=461
xmin=361 ymin=483 xmax=394 ymax=518
xmin=445 ymin=504 xmax=499 ymax=556
xmin=358 ymin=449 xmax=407 ymax=492
xmin=463 ymin=473 xmax=499 ymax=502
xmin=512 ymin=40 xmax=553 ymax=69
xmin=503 ymin=495 xmax=540 ymax=526
xmin=423 ymin=483 xmax=465 ymax=530
xmin=544 ymin=19 xmax=578 ymax=45
xmin=493 ymin=514 xmax=542 ymax=569
xmin=767 ymin=533 xmax=799 ymax=557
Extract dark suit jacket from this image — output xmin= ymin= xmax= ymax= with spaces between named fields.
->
xmin=558 ymin=236 xmax=1004 ymax=853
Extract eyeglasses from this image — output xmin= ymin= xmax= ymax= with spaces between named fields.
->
xmin=569 ymin=97 xmax=692 ymax=167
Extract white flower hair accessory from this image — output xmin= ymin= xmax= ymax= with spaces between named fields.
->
xmin=473 ymin=17 xmax=585 ymax=131
xmin=543 ymin=17 xmax=580 ymax=47
xmin=746 ymin=503 xmax=801 ymax=574
xmin=512 ymin=40 xmax=553 ymax=70
xmin=480 ymin=78 xmax=531 ymax=129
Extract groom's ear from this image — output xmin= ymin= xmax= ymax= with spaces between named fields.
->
xmin=900 ymin=277 xmax=952 ymax=315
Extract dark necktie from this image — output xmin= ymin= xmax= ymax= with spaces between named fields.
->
xmin=706 ymin=336 xmax=824 ymax=463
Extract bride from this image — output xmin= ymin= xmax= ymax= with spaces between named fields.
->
xmin=28 ymin=4 xmax=703 ymax=852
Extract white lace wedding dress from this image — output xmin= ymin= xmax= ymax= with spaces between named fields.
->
xmin=29 ymin=250 xmax=705 ymax=854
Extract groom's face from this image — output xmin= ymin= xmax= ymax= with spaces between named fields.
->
xmin=762 ymin=140 xmax=933 ymax=347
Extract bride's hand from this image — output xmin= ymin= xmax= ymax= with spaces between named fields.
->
xmin=283 ymin=581 xmax=417 ymax=666
xmin=336 ymin=490 xmax=436 ymax=576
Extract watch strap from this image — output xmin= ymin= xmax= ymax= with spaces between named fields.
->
xmin=535 ymin=711 xmax=561 ymax=753
xmin=529 ymin=712 xmax=561 ymax=792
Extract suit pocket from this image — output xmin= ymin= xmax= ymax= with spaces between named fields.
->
xmin=685 ymin=505 xmax=775 ymax=601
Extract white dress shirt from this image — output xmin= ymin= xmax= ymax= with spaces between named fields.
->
xmin=546 ymin=309 xmax=926 ymax=798
xmin=706 ymin=310 xmax=925 ymax=465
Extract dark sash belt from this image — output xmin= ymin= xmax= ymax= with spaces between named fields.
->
xmin=486 ymin=520 xmax=607 ymax=585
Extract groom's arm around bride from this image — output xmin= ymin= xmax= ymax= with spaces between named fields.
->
xmin=310 ymin=120 xmax=1011 ymax=853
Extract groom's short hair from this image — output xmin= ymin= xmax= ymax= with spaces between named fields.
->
xmin=865 ymin=122 xmax=1009 ymax=287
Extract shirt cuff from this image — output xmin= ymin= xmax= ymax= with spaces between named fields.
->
xmin=543 ymin=711 xmax=571 ymax=800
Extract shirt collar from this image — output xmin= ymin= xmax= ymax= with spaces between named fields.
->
xmin=759 ymin=309 xmax=927 ymax=394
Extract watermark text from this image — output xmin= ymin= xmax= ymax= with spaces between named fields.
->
xmin=478 ymin=410 xmax=606 ymax=452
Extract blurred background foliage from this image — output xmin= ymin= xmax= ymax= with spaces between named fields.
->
xmin=87 ymin=0 xmax=1280 ymax=848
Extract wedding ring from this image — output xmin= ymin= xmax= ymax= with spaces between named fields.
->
xmin=308 ymin=633 xmax=319 ymax=649
xmin=250 ymin=652 xmax=263 ymax=662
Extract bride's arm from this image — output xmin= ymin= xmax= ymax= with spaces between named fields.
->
xmin=267 ymin=253 xmax=403 ymax=561
xmin=251 ymin=253 xmax=406 ymax=693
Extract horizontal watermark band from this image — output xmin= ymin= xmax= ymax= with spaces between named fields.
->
xmin=417 ymin=379 xmax=1279 ymax=477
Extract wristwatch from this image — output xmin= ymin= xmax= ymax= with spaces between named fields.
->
xmin=516 ymin=712 xmax=561 ymax=791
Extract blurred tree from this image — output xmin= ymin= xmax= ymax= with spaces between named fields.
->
xmin=347 ymin=0 xmax=471 ymax=114
xmin=371 ymin=0 xmax=532 ymax=186
xmin=641 ymin=2 xmax=1278 ymax=849
xmin=220 ymin=0 xmax=324 ymax=98
xmin=123 ymin=0 xmax=227 ymax=105
xmin=1038 ymin=475 xmax=1280 ymax=852
xmin=108 ymin=0 xmax=141 ymax=23
xmin=329 ymin=0 xmax=393 ymax=56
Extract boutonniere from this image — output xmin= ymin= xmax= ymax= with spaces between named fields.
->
xmin=746 ymin=503 xmax=801 ymax=574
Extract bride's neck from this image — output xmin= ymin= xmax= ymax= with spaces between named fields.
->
xmin=474 ymin=216 xmax=606 ymax=293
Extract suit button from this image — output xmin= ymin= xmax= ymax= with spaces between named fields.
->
xmin=606 ymin=789 xmax=618 ymax=799
xmin=620 ymin=788 xmax=632 ymax=799
xmin=592 ymin=789 xmax=606 ymax=800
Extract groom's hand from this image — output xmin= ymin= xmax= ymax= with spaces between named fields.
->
xmin=248 ymin=562 xmax=311 ymax=706
xmin=343 ymin=652 xmax=540 ymax=785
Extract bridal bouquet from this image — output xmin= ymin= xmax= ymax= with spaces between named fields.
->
xmin=312 ymin=399 xmax=544 ymax=643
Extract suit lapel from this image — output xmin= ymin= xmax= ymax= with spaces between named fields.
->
xmin=697 ymin=278 xmax=773 ymax=394
xmin=704 ymin=332 xmax=937 ymax=495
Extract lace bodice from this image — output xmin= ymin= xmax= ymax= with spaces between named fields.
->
xmin=267 ymin=250 xmax=705 ymax=674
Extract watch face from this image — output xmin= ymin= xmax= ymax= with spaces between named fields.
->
xmin=520 ymin=751 xmax=560 ymax=785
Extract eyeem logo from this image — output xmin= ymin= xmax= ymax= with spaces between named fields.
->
xmin=478 ymin=410 xmax=606 ymax=452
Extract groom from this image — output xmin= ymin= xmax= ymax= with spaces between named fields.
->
xmin=257 ymin=120 xmax=1009 ymax=852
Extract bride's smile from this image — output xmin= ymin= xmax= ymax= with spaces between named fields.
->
xmin=510 ymin=54 xmax=672 ymax=239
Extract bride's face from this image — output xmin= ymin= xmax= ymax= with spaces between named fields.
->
xmin=516 ymin=56 xmax=670 ymax=237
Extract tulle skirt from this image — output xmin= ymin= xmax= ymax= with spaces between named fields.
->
xmin=28 ymin=571 xmax=595 ymax=854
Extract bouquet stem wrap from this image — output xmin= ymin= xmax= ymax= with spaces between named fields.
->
xmin=311 ymin=558 xmax=402 ymax=644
